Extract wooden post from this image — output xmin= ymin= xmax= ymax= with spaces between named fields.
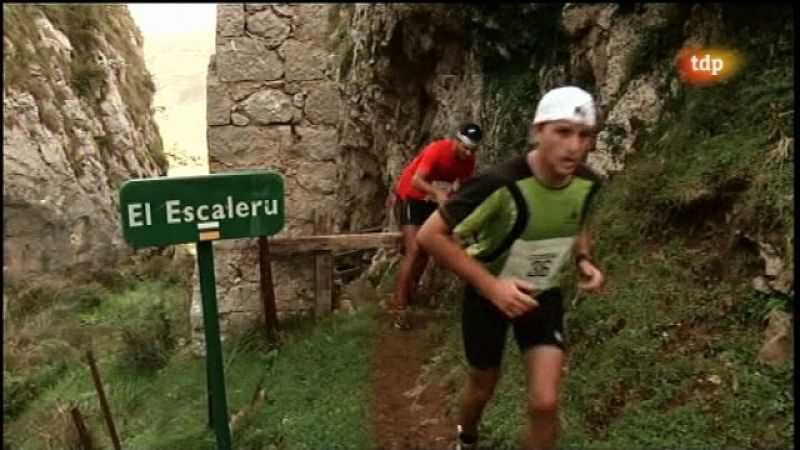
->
xmin=86 ymin=351 xmax=121 ymax=450
xmin=70 ymin=404 xmax=94 ymax=450
xmin=313 ymin=210 xmax=334 ymax=317
xmin=258 ymin=236 xmax=280 ymax=343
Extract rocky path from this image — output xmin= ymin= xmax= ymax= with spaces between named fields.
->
xmin=371 ymin=309 xmax=456 ymax=450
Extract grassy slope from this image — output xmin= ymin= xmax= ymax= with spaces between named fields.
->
xmin=4 ymin=256 xmax=378 ymax=449
xmin=428 ymin=4 xmax=793 ymax=449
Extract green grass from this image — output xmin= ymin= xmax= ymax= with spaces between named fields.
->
xmin=558 ymin=240 xmax=793 ymax=449
xmin=4 ymin=259 xmax=379 ymax=449
xmin=231 ymin=309 xmax=377 ymax=450
xmin=424 ymin=244 xmax=793 ymax=449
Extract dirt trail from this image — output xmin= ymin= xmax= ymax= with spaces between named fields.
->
xmin=371 ymin=309 xmax=456 ymax=450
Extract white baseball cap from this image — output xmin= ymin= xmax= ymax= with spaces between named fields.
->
xmin=533 ymin=86 xmax=597 ymax=127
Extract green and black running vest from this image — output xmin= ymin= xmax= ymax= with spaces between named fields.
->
xmin=439 ymin=153 xmax=602 ymax=292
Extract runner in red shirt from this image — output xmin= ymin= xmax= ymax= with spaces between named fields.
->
xmin=391 ymin=123 xmax=483 ymax=330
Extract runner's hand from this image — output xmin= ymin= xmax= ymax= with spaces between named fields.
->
xmin=434 ymin=189 xmax=449 ymax=205
xmin=484 ymin=277 xmax=539 ymax=318
xmin=577 ymin=260 xmax=605 ymax=293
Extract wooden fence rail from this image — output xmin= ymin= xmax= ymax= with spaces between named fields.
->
xmin=256 ymin=216 xmax=402 ymax=339
xmin=267 ymin=232 xmax=402 ymax=255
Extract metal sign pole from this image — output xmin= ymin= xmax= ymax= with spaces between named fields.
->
xmin=118 ymin=170 xmax=287 ymax=450
xmin=196 ymin=240 xmax=232 ymax=450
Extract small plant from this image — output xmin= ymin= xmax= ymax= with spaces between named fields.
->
xmin=93 ymin=133 xmax=114 ymax=157
xmin=146 ymin=140 xmax=169 ymax=171
xmin=4 ymin=371 xmax=39 ymax=420
xmin=64 ymin=140 xmax=86 ymax=178
xmin=38 ymin=104 xmax=63 ymax=133
xmin=66 ymin=266 xmax=135 ymax=294
xmin=27 ymin=79 xmax=52 ymax=101
xmin=118 ymin=302 xmax=176 ymax=373
xmin=7 ymin=276 xmax=70 ymax=318
xmin=61 ymin=282 xmax=110 ymax=310
xmin=133 ymin=251 xmax=195 ymax=285
xmin=69 ymin=55 xmax=107 ymax=98
xmin=627 ymin=9 xmax=688 ymax=80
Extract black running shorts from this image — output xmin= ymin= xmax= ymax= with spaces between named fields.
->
xmin=395 ymin=197 xmax=439 ymax=226
xmin=462 ymin=285 xmax=565 ymax=370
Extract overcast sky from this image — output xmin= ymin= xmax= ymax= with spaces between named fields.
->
xmin=126 ymin=3 xmax=217 ymax=175
xmin=127 ymin=3 xmax=217 ymax=37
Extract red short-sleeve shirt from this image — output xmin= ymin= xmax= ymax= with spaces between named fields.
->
xmin=395 ymin=139 xmax=477 ymax=200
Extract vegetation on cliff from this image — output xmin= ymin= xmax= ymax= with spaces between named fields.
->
xmin=3 ymin=4 xmax=167 ymax=171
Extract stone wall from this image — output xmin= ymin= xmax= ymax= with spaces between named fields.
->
xmin=194 ymin=4 xmax=344 ymax=341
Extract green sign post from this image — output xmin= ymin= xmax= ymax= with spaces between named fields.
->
xmin=120 ymin=170 xmax=285 ymax=450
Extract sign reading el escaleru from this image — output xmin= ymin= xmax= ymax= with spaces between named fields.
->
xmin=119 ymin=170 xmax=285 ymax=248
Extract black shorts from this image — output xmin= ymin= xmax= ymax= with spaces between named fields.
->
xmin=462 ymin=285 xmax=565 ymax=370
xmin=395 ymin=197 xmax=438 ymax=226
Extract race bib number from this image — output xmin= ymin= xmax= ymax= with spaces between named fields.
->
xmin=499 ymin=236 xmax=576 ymax=291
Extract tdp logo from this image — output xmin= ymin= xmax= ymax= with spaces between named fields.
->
xmin=676 ymin=47 xmax=744 ymax=86
xmin=691 ymin=54 xmax=724 ymax=76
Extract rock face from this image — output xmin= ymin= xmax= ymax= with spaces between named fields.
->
xmin=336 ymin=4 xmax=483 ymax=233
xmin=562 ymin=4 xmax=690 ymax=175
xmin=3 ymin=5 xmax=166 ymax=284
xmin=757 ymin=309 xmax=793 ymax=367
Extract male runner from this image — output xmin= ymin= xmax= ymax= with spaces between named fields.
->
xmin=392 ymin=123 xmax=483 ymax=330
xmin=418 ymin=87 xmax=606 ymax=449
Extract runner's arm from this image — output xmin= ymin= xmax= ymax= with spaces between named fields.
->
xmin=417 ymin=212 xmax=496 ymax=291
xmin=575 ymin=225 xmax=605 ymax=291
xmin=418 ymin=212 xmax=537 ymax=316
xmin=411 ymin=143 xmax=449 ymax=203
xmin=412 ymin=170 xmax=448 ymax=203
xmin=575 ymin=225 xmax=594 ymax=263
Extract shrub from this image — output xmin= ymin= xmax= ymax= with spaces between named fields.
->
xmin=66 ymin=266 xmax=136 ymax=294
xmin=118 ymin=302 xmax=177 ymax=373
xmin=7 ymin=277 xmax=70 ymax=318
xmin=59 ymin=282 xmax=110 ymax=310
xmin=134 ymin=251 xmax=195 ymax=286
xmin=69 ymin=56 xmax=106 ymax=98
